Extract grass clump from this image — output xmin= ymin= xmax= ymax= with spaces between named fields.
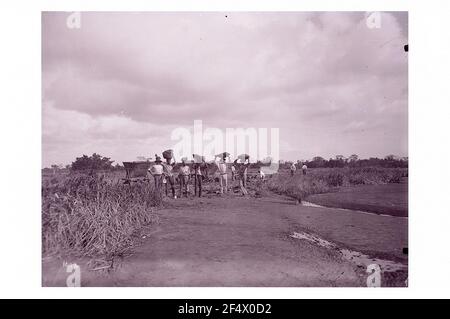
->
xmin=267 ymin=167 xmax=407 ymax=202
xmin=42 ymin=174 xmax=160 ymax=262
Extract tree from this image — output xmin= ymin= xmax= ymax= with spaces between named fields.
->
xmin=71 ymin=153 xmax=114 ymax=171
xmin=348 ymin=154 xmax=359 ymax=162
xmin=309 ymin=156 xmax=326 ymax=168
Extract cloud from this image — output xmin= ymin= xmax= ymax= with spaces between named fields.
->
xmin=42 ymin=12 xmax=407 ymax=166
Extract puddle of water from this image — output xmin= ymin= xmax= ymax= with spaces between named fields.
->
xmin=291 ymin=231 xmax=407 ymax=273
xmin=301 ymin=201 xmax=324 ymax=208
xmin=291 ymin=231 xmax=336 ymax=250
xmin=301 ymin=201 xmax=408 ymax=219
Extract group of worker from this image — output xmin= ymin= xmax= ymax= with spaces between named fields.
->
xmin=148 ymin=152 xmax=251 ymax=199
xmin=290 ymin=162 xmax=308 ymax=177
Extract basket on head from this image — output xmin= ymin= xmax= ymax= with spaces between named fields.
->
xmin=215 ymin=152 xmax=230 ymax=159
xmin=162 ymin=149 xmax=174 ymax=160
xmin=237 ymin=154 xmax=250 ymax=162
xmin=192 ymin=154 xmax=204 ymax=163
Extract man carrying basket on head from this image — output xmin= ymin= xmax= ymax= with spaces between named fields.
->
xmin=178 ymin=157 xmax=190 ymax=198
xmin=234 ymin=154 xmax=250 ymax=196
xmin=192 ymin=154 xmax=205 ymax=197
xmin=161 ymin=149 xmax=177 ymax=199
xmin=215 ymin=152 xmax=229 ymax=194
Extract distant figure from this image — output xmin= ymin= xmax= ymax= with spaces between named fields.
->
xmin=216 ymin=154 xmax=228 ymax=194
xmin=290 ymin=163 xmax=297 ymax=176
xmin=201 ymin=161 xmax=209 ymax=181
xmin=234 ymin=157 xmax=250 ymax=196
xmin=231 ymin=165 xmax=236 ymax=181
xmin=302 ymin=163 xmax=308 ymax=175
xmin=162 ymin=156 xmax=177 ymax=199
xmin=193 ymin=163 xmax=203 ymax=197
xmin=192 ymin=154 xmax=204 ymax=197
xmin=243 ymin=164 xmax=248 ymax=188
xmin=178 ymin=159 xmax=190 ymax=197
xmin=149 ymin=156 xmax=164 ymax=193
xmin=259 ymin=169 xmax=265 ymax=181
xmin=236 ymin=154 xmax=250 ymax=188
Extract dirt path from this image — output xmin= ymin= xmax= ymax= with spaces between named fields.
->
xmin=43 ymin=192 xmax=407 ymax=287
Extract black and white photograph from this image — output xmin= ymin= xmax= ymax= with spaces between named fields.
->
xmin=2 ymin=0 xmax=450 ymax=306
xmin=41 ymin=11 xmax=409 ymax=287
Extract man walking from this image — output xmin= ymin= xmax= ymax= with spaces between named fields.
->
xmin=290 ymin=162 xmax=297 ymax=177
xmin=302 ymin=163 xmax=308 ymax=175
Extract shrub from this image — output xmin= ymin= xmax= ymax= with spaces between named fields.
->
xmin=267 ymin=174 xmax=331 ymax=201
xmin=324 ymin=171 xmax=345 ymax=187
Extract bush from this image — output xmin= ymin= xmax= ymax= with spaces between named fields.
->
xmin=267 ymin=174 xmax=331 ymax=201
xmin=71 ymin=153 xmax=114 ymax=171
xmin=324 ymin=171 xmax=345 ymax=187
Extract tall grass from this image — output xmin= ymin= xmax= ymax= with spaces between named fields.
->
xmin=267 ymin=167 xmax=407 ymax=201
xmin=42 ymin=174 xmax=160 ymax=262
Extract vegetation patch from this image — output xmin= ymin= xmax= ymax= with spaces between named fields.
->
xmin=42 ymin=174 xmax=160 ymax=263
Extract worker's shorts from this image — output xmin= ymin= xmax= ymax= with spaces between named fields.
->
xmin=165 ymin=175 xmax=175 ymax=187
xmin=180 ymin=175 xmax=189 ymax=185
xmin=153 ymin=175 xmax=163 ymax=188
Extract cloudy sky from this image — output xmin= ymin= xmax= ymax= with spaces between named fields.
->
xmin=42 ymin=12 xmax=407 ymax=167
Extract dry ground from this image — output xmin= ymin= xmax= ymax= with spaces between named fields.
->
xmin=42 ymin=187 xmax=407 ymax=287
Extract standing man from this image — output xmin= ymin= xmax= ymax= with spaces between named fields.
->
xmin=231 ymin=164 xmax=236 ymax=181
xmin=178 ymin=158 xmax=190 ymax=198
xmin=192 ymin=154 xmax=204 ymax=197
xmin=302 ymin=163 xmax=308 ymax=175
xmin=290 ymin=162 xmax=297 ymax=177
xmin=161 ymin=155 xmax=177 ymax=199
xmin=259 ymin=169 xmax=266 ymax=181
xmin=216 ymin=153 xmax=228 ymax=194
xmin=234 ymin=156 xmax=250 ymax=196
xmin=236 ymin=154 xmax=249 ymax=188
xmin=201 ymin=158 xmax=209 ymax=181
xmin=149 ymin=155 xmax=164 ymax=194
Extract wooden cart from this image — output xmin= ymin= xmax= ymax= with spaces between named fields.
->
xmin=122 ymin=161 xmax=152 ymax=184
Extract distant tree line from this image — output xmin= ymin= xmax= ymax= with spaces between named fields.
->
xmin=285 ymin=154 xmax=408 ymax=169
xmin=44 ymin=153 xmax=408 ymax=172
xmin=70 ymin=153 xmax=114 ymax=170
